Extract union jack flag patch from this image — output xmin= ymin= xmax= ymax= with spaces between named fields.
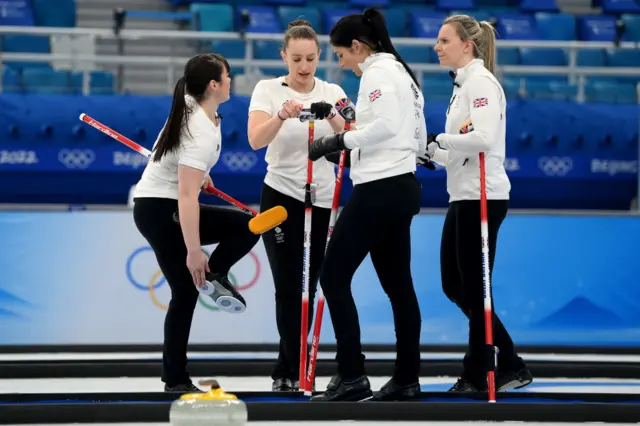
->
xmin=369 ymin=89 xmax=382 ymax=102
xmin=473 ymin=97 xmax=488 ymax=108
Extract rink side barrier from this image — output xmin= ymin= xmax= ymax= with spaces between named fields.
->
xmin=0 ymin=211 xmax=640 ymax=350
xmin=1 ymin=357 xmax=640 ymax=379
xmin=1 ymin=391 xmax=640 ymax=423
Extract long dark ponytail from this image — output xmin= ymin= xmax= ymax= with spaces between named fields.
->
xmin=329 ymin=7 xmax=421 ymax=89
xmin=153 ymin=53 xmax=230 ymax=162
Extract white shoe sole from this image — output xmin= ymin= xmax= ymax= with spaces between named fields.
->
xmin=215 ymin=295 xmax=246 ymax=314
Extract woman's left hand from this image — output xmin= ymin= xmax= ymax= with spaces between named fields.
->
xmin=201 ymin=175 xmax=214 ymax=194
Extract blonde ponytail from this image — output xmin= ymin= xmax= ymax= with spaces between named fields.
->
xmin=478 ymin=21 xmax=497 ymax=74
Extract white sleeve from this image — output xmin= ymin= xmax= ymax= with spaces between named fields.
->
xmin=342 ymin=67 xmax=401 ymax=149
xmin=437 ymin=76 xmax=503 ymax=154
xmin=331 ymin=83 xmax=349 ymax=104
xmin=177 ymin=127 xmax=215 ymax=172
xmin=248 ymin=80 xmax=273 ymax=115
xmin=432 ymin=148 xmax=449 ymax=166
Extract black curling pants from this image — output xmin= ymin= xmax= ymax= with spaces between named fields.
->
xmin=440 ymin=200 xmax=524 ymax=386
xmin=133 ymin=197 xmax=260 ymax=387
xmin=319 ymin=173 xmax=422 ymax=385
xmin=260 ymin=183 xmax=331 ymax=381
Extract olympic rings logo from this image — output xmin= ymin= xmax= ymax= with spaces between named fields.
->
xmin=222 ymin=151 xmax=258 ymax=172
xmin=58 ymin=149 xmax=95 ymax=169
xmin=125 ymin=246 xmax=261 ymax=311
xmin=538 ymin=156 xmax=573 ymax=177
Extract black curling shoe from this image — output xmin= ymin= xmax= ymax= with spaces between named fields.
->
xmin=310 ymin=374 xmax=373 ymax=401
xmin=371 ymin=377 xmax=421 ymax=401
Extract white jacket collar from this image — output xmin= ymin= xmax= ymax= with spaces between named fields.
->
xmin=358 ymin=52 xmax=396 ymax=72
xmin=452 ymin=58 xmax=485 ymax=86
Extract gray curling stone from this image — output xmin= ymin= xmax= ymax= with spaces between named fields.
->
xmin=169 ymin=379 xmax=247 ymax=426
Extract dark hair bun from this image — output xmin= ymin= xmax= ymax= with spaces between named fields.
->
xmin=288 ymin=19 xmax=313 ymax=29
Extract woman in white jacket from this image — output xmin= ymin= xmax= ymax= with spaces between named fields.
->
xmin=419 ymin=14 xmax=532 ymax=394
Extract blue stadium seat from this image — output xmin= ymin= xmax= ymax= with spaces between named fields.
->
xmin=381 ymin=8 xmax=407 ymax=37
xmin=620 ymin=13 xmax=640 ymax=42
xmin=496 ymin=14 xmax=541 ymax=39
xmin=409 ymin=11 xmax=446 ymax=38
xmin=277 ymin=6 xmax=321 ymax=32
xmin=0 ymin=0 xmax=35 ymax=26
xmin=254 ymin=40 xmax=283 ymax=59
xmin=321 ymin=9 xmax=359 ymax=35
xmin=212 ymin=39 xmax=247 ymax=60
xmin=578 ymin=15 xmax=616 ymax=42
xmin=1 ymin=67 xmax=21 ymax=93
xmin=436 ymin=0 xmax=474 ymax=10
xmin=422 ymin=74 xmax=454 ymax=102
xmin=576 ymin=49 xmax=606 ymax=66
xmin=395 ymin=45 xmax=432 ymax=64
xmin=535 ymin=13 xmax=576 ymax=40
xmin=606 ymin=48 xmax=640 ymax=67
xmin=70 ymin=71 xmax=115 ymax=95
xmin=0 ymin=35 xmax=51 ymax=69
xmin=265 ymin=0 xmax=305 ymax=4
xmin=497 ymin=47 xmax=520 ymax=65
xmin=31 ymin=0 xmax=76 ymax=27
xmin=190 ymin=3 xmax=234 ymax=31
xmin=21 ymin=68 xmax=70 ymax=94
xmin=601 ymin=0 xmax=640 ymax=13
xmin=585 ymin=80 xmax=637 ymax=104
xmin=520 ymin=0 xmax=559 ymax=12
xmin=237 ymin=5 xmax=281 ymax=32
xmin=448 ymin=10 xmax=493 ymax=22
xmin=519 ymin=47 xmax=567 ymax=66
xmin=349 ymin=0 xmax=390 ymax=7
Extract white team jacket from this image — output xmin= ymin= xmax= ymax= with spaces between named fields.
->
xmin=430 ymin=59 xmax=511 ymax=202
xmin=343 ymin=52 xmax=427 ymax=185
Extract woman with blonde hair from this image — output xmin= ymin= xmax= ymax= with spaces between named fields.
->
xmin=418 ymin=14 xmax=533 ymax=393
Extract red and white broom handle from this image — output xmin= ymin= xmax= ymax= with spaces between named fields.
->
xmin=299 ymin=117 xmax=314 ymax=390
xmin=304 ymin=118 xmax=351 ymax=395
xmin=79 ymin=113 xmax=259 ymax=216
xmin=479 ymin=152 xmax=496 ymax=403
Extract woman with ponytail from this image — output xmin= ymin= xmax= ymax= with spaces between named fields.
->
xmin=306 ymin=7 xmax=426 ymax=402
xmin=418 ymin=15 xmax=532 ymax=394
xmin=132 ymin=53 xmax=260 ymax=392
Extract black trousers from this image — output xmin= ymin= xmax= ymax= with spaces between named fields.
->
xmin=440 ymin=200 xmax=524 ymax=385
xmin=260 ymin=183 xmax=331 ymax=381
xmin=133 ymin=197 xmax=260 ymax=386
xmin=319 ymin=173 xmax=422 ymax=385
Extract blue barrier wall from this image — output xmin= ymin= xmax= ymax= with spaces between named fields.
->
xmin=0 ymin=94 xmax=638 ymax=209
xmin=0 ymin=210 xmax=638 ymax=347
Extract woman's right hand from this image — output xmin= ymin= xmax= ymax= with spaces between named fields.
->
xmin=186 ymin=249 xmax=210 ymax=288
xmin=278 ymin=100 xmax=303 ymax=120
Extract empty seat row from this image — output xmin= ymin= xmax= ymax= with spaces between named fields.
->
xmin=0 ymin=0 xmax=76 ymax=27
xmin=2 ymin=66 xmax=115 ymax=95
xmin=189 ymin=3 xmax=640 ymax=43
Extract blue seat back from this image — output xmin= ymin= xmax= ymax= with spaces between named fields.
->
xmin=31 ymin=0 xmax=76 ymax=27
xmin=237 ymin=5 xmax=281 ymax=33
xmin=535 ymin=13 xmax=576 ymax=40
xmin=277 ymin=6 xmax=321 ymax=32
xmin=578 ymin=15 xmax=616 ymax=42
xmin=409 ymin=11 xmax=446 ymax=38
xmin=0 ymin=0 xmax=35 ymax=26
xmin=496 ymin=13 xmax=540 ymax=40
xmin=190 ymin=3 xmax=234 ymax=31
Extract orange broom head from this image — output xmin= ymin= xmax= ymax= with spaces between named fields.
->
xmin=248 ymin=205 xmax=288 ymax=234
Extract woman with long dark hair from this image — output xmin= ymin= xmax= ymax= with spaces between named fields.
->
xmin=132 ymin=53 xmax=260 ymax=392
xmin=306 ymin=8 xmax=426 ymax=402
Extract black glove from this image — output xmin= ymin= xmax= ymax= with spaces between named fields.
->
xmin=417 ymin=133 xmax=440 ymax=171
xmin=310 ymin=101 xmax=333 ymax=120
xmin=325 ymin=149 xmax=351 ymax=168
xmin=309 ymin=132 xmax=347 ymax=161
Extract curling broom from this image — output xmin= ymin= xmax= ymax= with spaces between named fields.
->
xmin=79 ymin=113 xmax=287 ymax=235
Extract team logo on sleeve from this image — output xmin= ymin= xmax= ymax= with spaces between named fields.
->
xmin=368 ymin=89 xmax=382 ymax=102
xmin=473 ymin=97 xmax=488 ymax=108
xmin=459 ymin=121 xmax=474 ymax=134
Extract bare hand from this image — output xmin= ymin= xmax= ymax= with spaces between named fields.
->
xmin=187 ymin=250 xmax=210 ymax=288
xmin=278 ymin=100 xmax=303 ymax=119
xmin=201 ymin=175 xmax=214 ymax=194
